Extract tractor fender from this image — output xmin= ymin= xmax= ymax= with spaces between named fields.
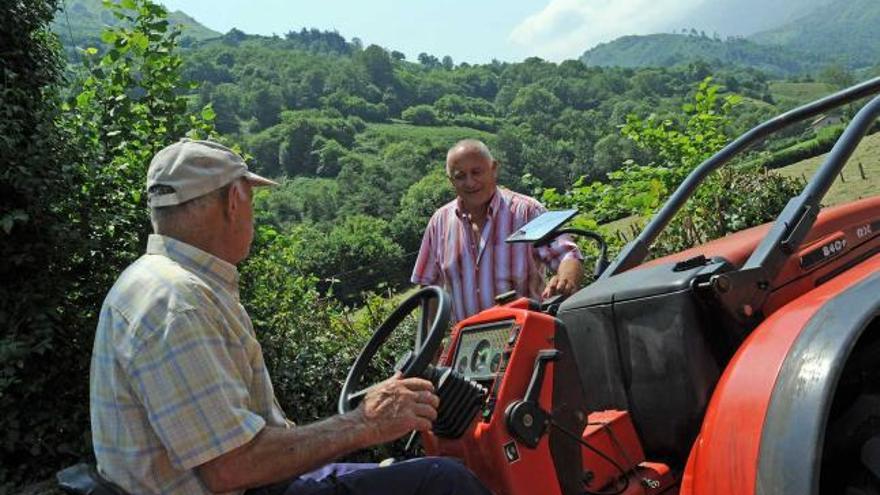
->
xmin=680 ymin=254 xmax=880 ymax=495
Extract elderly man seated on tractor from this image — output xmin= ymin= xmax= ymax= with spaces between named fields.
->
xmin=412 ymin=139 xmax=584 ymax=322
xmin=89 ymin=138 xmax=491 ymax=495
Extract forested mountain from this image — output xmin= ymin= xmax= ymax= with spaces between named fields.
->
xmin=579 ymin=0 xmax=879 ymax=73
xmin=678 ymin=0 xmax=832 ymax=38
xmin=750 ymin=0 xmax=880 ymax=69
xmin=182 ymin=31 xmax=775 ymax=205
xmin=52 ymin=0 xmax=219 ymax=47
xmin=580 ymin=33 xmax=817 ymax=76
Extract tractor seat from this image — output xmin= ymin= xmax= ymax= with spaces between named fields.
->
xmin=57 ymin=463 xmax=127 ymax=495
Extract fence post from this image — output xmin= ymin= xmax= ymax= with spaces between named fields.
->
xmin=839 ymin=171 xmax=846 ymax=183
xmin=858 ymin=162 xmax=867 ymax=180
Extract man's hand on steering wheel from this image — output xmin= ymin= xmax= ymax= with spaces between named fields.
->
xmin=355 ymin=372 xmax=440 ymax=445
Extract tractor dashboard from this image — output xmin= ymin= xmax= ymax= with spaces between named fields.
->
xmin=451 ymin=319 xmax=515 ymax=383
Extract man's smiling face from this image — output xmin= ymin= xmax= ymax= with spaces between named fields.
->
xmin=447 ymin=147 xmax=497 ymax=213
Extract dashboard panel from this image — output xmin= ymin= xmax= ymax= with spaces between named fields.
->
xmin=452 ymin=320 xmax=515 ymax=382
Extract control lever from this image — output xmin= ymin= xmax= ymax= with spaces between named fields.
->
xmin=504 ymin=349 xmax=560 ymax=448
xmin=540 ymin=294 xmax=564 ymax=315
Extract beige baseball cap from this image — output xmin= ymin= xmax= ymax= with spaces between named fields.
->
xmin=146 ymin=138 xmax=277 ymax=207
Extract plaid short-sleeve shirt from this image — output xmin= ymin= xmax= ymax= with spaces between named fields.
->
xmin=90 ymin=235 xmax=289 ymax=494
xmin=411 ymin=187 xmax=582 ymax=322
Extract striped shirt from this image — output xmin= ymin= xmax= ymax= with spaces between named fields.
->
xmin=412 ymin=187 xmax=582 ymax=322
xmin=90 ymin=234 xmax=290 ymax=495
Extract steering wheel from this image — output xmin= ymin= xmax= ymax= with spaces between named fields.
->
xmin=338 ymin=286 xmax=451 ymax=414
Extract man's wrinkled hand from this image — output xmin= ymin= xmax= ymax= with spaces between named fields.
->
xmin=356 ymin=372 xmax=439 ymax=445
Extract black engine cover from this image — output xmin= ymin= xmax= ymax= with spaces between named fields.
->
xmin=556 ymin=258 xmax=736 ymax=465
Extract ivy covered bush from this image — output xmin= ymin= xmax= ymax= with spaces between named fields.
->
xmin=541 ymin=78 xmax=803 ymax=264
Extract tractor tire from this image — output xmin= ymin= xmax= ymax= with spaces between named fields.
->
xmin=821 ymin=321 xmax=880 ymax=495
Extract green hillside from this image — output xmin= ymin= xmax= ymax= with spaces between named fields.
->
xmin=52 ymin=0 xmax=220 ymax=47
xmin=580 ymin=33 xmax=820 ymax=76
xmin=580 ymin=0 xmax=880 ymax=74
xmin=750 ymin=0 xmax=880 ymax=69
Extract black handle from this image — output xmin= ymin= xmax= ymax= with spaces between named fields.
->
xmin=524 ymin=350 xmax=561 ymax=404
xmin=505 ymin=349 xmax=561 ymax=448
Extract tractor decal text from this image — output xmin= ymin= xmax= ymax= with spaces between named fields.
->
xmin=800 ymin=235 xmax=848 ymax=270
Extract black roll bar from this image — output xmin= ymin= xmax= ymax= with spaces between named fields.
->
xmin=705 ymin=93 xmax=880 ymax=322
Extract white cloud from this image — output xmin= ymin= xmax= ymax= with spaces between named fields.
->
xmin=509 ymin=0 xmax=706 ymax=61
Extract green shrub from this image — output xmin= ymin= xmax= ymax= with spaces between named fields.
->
xmin=542 ymin=77 xmax=802 ymax=263
xmin=240 ymin=227 xmax=360 ymax=422
xmin=759 ymin=124 xmax=845 ymax=170
xmin=240 ymin=227 xmax=415 ymax=460
xmin=277 ymin=216 xmax=408 ymax=304
xmin=401 ymin=104 xmax=440 ymax=126
xmin=0 ymin=0 xmax=75 ymax=488
xmin=323 ymin=91 xmax=389 ymax=122
xmin=449 ymin=114 xmax=498 ymax=132
xmin=653 ymin=167 xmax=804 ymax=256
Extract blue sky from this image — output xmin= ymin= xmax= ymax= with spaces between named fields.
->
xmin=160 ymin=0 xmax=716 ymax=64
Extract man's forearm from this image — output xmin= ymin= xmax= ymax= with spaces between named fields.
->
xmin=199 ymin=411 xmax=374 ymax=492
xmin=558 ymin=257 xmax=583 ymax=287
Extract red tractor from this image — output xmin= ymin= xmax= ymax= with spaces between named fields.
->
xmin=339 ymin=77 xmax=880 ymax=495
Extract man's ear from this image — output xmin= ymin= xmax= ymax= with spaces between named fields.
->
xmin=224 ymin=180 xmax=244 ymax=219
xmin=445 ymin=164 xmax=456 ymax=185
xmin=491 ymin=159 xmax=499 ymax=177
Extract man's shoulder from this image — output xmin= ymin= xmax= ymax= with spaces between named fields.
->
xmin=428 ymin=199 xmax=460 ymax=224
xmin=437 ymin=198 xmax=459 ymax=213
xmin=499 ymin=188 xmax=545 ymax=212
xmin=105 ymin=254 xmax=211 ymax=323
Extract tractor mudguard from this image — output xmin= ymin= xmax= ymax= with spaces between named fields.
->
xmin=681 ymin=256 xmax=880 ymax=495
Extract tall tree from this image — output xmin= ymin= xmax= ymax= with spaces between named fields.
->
xmin=0 ymin=0 xmax=72 ymax=483
xmin=358 ymin=44 xmax=394 ymax=88
xmin=1 ymin=0 xmax=216 ymax=486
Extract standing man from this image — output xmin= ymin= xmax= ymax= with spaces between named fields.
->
xmin=90 ymin=139 xmax=490 ymax=495
xmin=412 ymin=139 xmax=583 ymax=322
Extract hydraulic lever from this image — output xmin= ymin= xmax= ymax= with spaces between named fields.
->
xmin=504 ymin=350 xmax=560 ymax=448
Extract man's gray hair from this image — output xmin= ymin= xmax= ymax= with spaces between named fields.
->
xmin=149 ymin=179 xmax=237 ymax=234
xmin=446 ymin=139 xmax=494 ymax=175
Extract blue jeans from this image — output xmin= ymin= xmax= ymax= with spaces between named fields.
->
xmin=245 ymin=457 xmax=490 ymax=495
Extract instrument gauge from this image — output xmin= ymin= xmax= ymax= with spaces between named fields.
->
xmin=470 ymin=339 xmax=492 ymax=375
xmin=490 ymin=352 xmax=502 ymax=373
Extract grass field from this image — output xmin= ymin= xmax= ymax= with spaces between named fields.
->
xmin=769 ymin=81 xmax=838 ymax=108
xmin=360 ymin=123 xmax=495 ymax=145
xmin=775 ymin=130 xmax=880 ymax=206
